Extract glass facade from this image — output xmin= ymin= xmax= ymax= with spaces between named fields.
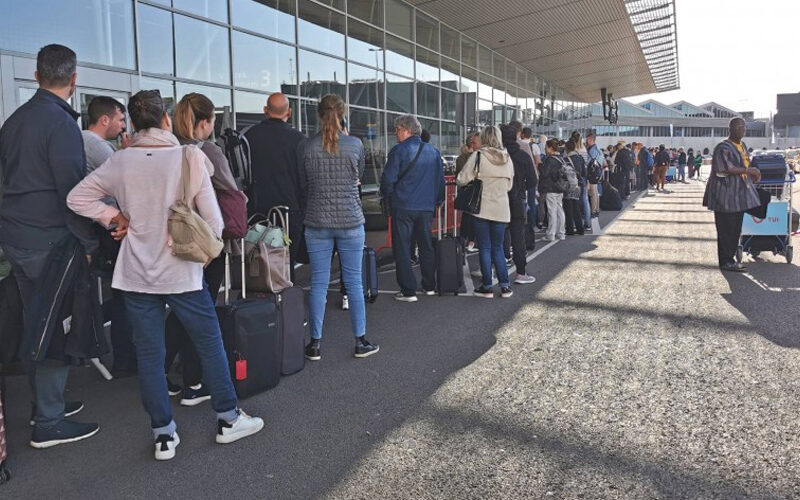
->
xmin=0 ymin=0 xmax=587 ymax=189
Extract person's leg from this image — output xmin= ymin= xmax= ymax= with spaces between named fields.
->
xmin=472 ymin=217 xmax=493 ymax=288
xmin=715 ymin=211 xmax=732 ymax=267
xmin=490 ymin=221 xmax=510 ymax=288
xmin=391 ymin=210 xmax=418 ymax=296
xmin=556 ymin=194 xmax=566 ymax=239
xmin=110 ymin=289 xmax=137 ymax=373
xmin=288 ymin=214 xmax=304 ymax=282
xmin=503 ymin=225 xmax=512 ymax=260
xmin=305 ymin=227 xmax=335 ymax=340
xmin=509 ymin=215 xmax=527 ymax=275
xmin=545 ymin=194 xmax=558 ymax=240
xmin=581 ymin=185 xmax=591 ymax=227
xmin=589 ymin=184 xmax=599 ymax=215
xmin=166 ymin=285 xmax=238 ymax=424
xmin=563 ymin=198 xmax=574 ymax=234
xmin=335 ymin=226 xmax=366 ymax=337
xmin=412 ymin=211 xmax=437 ymax=292
xmin=573 ymin=200 xmax=584 ymax=234
xmin=124 ymin=292 xmax=176 ymax=438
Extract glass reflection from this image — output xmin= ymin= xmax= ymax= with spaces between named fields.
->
xmin=417 ymin=83 xmax=439 ymax=118
xmin=441 ymin=25 xmax=459 ymax=60
xmin=385 ymin=0 xmax=412 ymax=39
xmin=175 ymin=14 xmax=230 ymax=85
xmin=386 ymin=74 xmax=413 ymax=113
xmin=415 ymin=12 xmax=438 ymax=51
xmin=348 ymin=19 xmax=384 ymax=69
xmin=348 ymin=0 xmax=383 ymax=27
xmin=441 ymin=89 xmax=456 ymax=121
xmin=348 ymin=63 xmax=384 ymax=109
xmin=415 ymin=48 xmax=439 ymax=85
xmin=173 ymin=0 xmax=227 ymax=21
xmin=440 ymin=121 xmax=460 ymax=156
xmin=461 ymin=37 xmax=477 ymax=68
xmin=139 ymin=4 xmax=174 ymax=76
xmin=233 ymin=32 xmax=296 ymax=93
xmin=298 ymin=50 xmax=346 ymax=99
xmin=301 ymin=100 xmax=320 ymax=137
xmin=298 ymin=1 xmax=345 ymax=55
xmin=440 ymin=57 xmax=459 ymax=91
xmin=478 ymin=99 xmax=492 ymax=127
xmin=349 ymin=108 xmax=385 ymax=190
xmin=385 ymin=35 xmax=414 ymax=77
xmin=231 ymin=0 xmax=295 ymax=44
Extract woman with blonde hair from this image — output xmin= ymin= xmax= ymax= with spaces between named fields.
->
xmin=301 ymin=94 xmax=378 ymax=361
xmin=457 ymin=125 xmax=514 ymax=299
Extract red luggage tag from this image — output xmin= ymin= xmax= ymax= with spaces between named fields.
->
xmin=235 ymin=353 xmax=247 ymax=380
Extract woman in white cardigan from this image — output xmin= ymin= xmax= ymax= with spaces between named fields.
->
xmin=456 ymin=126 xmax=514 ymax=298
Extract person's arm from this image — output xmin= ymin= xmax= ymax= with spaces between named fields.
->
xmin=50 ymin=123 xmax=99 ymax=254
xmin=187 ymin=150 xmax=224 ymax=238
xmin=67 ymin=162 xmax=122 ymax=229
xmin=523 ymin=154 xmax=537 ymax=192
xmin=456 ymin=152 xmax=476 ymax=186
xmin=202 ymin=141 xmax=238 ymax=192
xmin=380 ymin=145 xmax=401 ymax=198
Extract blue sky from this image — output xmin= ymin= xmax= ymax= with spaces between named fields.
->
xmin=631 ymin=0 xmax=799 ymax=117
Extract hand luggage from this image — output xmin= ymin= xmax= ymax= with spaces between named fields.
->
xmin=0 ymin=274 xmax=23 ymax=366
xmin=261 ymin=286 xmax=306 ymax=376
xmin=243 ymin=207 xmax=293 ymax=294
xmin=216 ymin=243 xmax=281 ymax=398
xmin=600 ymin=178 xmax=623 ymax=211
xmin=751 ymin=154 xmax=788 ymax=197
xmin=436 ymin=195 xmax=465 ymax=296
xmin=362 ymin=247 xmax=378 ymax=303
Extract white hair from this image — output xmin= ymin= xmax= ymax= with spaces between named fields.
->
xmin=394 ymin=114 xmax=422 ymax=136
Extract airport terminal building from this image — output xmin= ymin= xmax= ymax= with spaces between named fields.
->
xmin=0 ymin=0 xmax=679 ymax=191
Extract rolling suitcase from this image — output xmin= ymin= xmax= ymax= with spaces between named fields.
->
xmin=217 ymin=244 xmax=281 ymax=398
xmin=436 ymin=195 xmax=465 ymax=296
xmin=362 ymin=247 xmax=378 ymax=303
xmin=262 ymin=285 xmax=306 ymax=376
xmin=600 ymin=172 xmax=623 ymax=211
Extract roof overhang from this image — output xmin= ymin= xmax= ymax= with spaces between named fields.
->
xmin=407 ymin=0 xmax=679 ymax=102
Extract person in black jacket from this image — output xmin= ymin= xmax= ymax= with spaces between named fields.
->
xmin=245 ymin=93 xmax=307 ymax=277
xmin=0 ymin=44 xmax=102 ymax=448
xmin=538 ymin=139 xmax=567 ymax=241
xmin=500 ymin=124 xmax=536 ymax=284
xmin=613 ymin=141 xmax=633 ymax=199
xmin=654 ymin=144 xmax=671 ymax=192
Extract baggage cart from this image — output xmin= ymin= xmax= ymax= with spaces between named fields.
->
xmin=737 ymin=169 xmax=796 ymax=264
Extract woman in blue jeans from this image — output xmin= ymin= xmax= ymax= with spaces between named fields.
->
xmin=456 ymin=126 xmax=514 ymax=298
xmin=300 ymin=94 xmax=379 ymax=360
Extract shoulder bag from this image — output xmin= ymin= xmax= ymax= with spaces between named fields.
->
xmin=381 ymin=142 xmax=425 ymax=216
xmin=454 ymin=152 xmax=483 ymax=214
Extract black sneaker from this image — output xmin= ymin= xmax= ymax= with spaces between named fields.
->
xmin=305 ymin=339 xmax=321 ymax=361
xmin=354 ymin=337 xmax=379 ymax=358
xmin=167 ymin=378 xmax=182 ymax=397
xmin=180 ymin=384 xmax=211 ymax=407
xmin=30 ymin=401 xmax=84 ymax=426
xmin=30 ymin=420 xmax=100 ymax=449
xmin=501 ymin=287 xmax=514 ymax=298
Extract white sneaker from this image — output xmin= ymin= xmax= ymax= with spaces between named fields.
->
xmin=515 ymin=274 xmax=536 ymax=285
xmin=216 ymin=411 xmax=264 ymax=444
xmin=341 ymin=295 xmax=349 ymax=310
xmin=466 ymin=242 xmax=477 ymax=253
xmin=393 ymin=292 xmax=418 ymax=302
xmin=154 ymin=432 xmax=180 ymax=461
xmin=424 ymin=290 xmax=436 ymax=296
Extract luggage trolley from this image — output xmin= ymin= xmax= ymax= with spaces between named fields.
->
xmin=737 ymin=170 xmax=796 ymax=264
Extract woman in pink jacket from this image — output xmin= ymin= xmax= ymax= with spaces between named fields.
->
xmin=67 ymin=90 xmax=262 ymax=461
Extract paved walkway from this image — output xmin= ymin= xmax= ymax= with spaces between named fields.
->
xmin=4 ymin=178 xmax=800 ymax=499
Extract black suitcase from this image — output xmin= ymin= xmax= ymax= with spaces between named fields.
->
xmin=363 ymin=247 xmax=378 ymax=303
xmin=217 ymin=249 xmax=281 ymax=398
xmin=262 ymin=286 xmax=306 ymax=376
xmin=600 ymin=180 xmax=623 ymax=211
xmin=436 ymin=196 xmax=465 ymax=296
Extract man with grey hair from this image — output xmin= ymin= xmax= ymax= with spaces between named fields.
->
xmin=381 ymin=115 xmax=445 ymax=301
xmin=0 ymin=44 xmax=100 ymax=448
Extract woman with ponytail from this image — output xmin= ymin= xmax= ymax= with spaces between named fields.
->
xmin=300 ymin=94 xmax=379 ymax=361
xmin=167 ymin=93 xmax=245 ymax=407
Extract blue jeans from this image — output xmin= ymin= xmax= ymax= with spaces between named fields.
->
xmin=580 ymin=184 xmax=591 ymax=228
xmin=124 ymin=283 xmax=238 ymax=438
xmin=472 ymin=217 xmax=509 ymax=288
xmin=305 ymin=225 xmax=366 ymax=339
xmin=678 ymin=164 xmax=686 ymax=181
xmin=391 ymin=209 xmax=436 ymax=295
xmin=2 ymin=243 xmax=70 ymax=429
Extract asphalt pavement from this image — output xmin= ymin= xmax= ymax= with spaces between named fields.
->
xmin=3 ymin=173 xmax=800 ymax=499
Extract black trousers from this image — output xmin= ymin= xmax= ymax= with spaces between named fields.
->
xmin=714 ymin=211 xmax=744 ymax=267
xmin=563 ymin=198 xmax=584 ymax=235
xmin=503 ymin=213 xmax=528 ymax=275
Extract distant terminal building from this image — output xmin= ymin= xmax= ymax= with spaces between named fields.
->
xmin=774 ymin=92 xmax=800 ymax=147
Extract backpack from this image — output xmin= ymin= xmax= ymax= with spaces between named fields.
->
xmin=554 ymin=157 xmax=570 ymax=194
xmin=646 ymin=150 xmax=654 ymax=169
xmin=216 ymin=127 xmax=252 ymax=192
xmin=563 ymin=157 xmax=579 ymax=195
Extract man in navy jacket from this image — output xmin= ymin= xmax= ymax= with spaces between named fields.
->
xmin=381 ymin=115 xmax=445 ymax=301
xmin=0 ymin=44 xmax=99 ymax=448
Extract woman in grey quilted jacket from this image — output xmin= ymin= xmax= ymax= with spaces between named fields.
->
xmin=300 ymin=94 xmax=379 ymax=361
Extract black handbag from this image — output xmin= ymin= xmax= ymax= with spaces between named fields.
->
xmin=381 ymin=143 xmax=425 ymax=217
xmin=454 ymin=152 xmax=483 ymax=214
xmin=746 ymin=186 xmax=771 ymax=219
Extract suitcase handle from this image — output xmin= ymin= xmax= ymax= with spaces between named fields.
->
xmin=224 ymin=238 xmax=247 ymax=304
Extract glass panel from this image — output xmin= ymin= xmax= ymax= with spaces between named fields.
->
xmin=478 ymin=99 xmax=492 ymax=127
xmin=415 ymin=11 xmax=438 ymax=51
xmin=348 ymin=63 xmax=384 ymax=109
xmin=298 ymin=50 xmax=346 ymax=99
xmin=348 ymin=19 xmax=384 ymax=69
xmin=349 ymin=108 xmax=385 ymax=190
xmin=385 ymin=0 xmax=412 ymax=40
xmin=231 ymin=0 xmax=296 ymax=44
xmin=505 ymin=61 xmax=515 ymax=86
xmin=300 ymin=100 xmax=320 ymax=137
xmin=492 ymin=53 xmax=505 ymax=80
xmin=140 ymin=77 xmax=176 ymax=115
xmin=416 ymin=83 xmax=438 ymax=118
xmin=0 ymin=0 xmax=135 ymax=69
xmin=417 ymin=118 xmax=439 ymax=148
xmin=415 ymin=48 xmax=439 ymax=86
xmin=139 ymin=5 xmax=174 ymax=76
xmin=441 ymin=88 xmax=456 ymax=121
xmin=461 ymin=36 xmax=477 ymax=68
xmin=298 ymin=1 xmax=345 ymax=55
xmin=478 ymin=45 xmax=492 ymax=74
xmin=493 ymin=79 xmax=507 ymax=105
xmin=173 ymin=0 xmax=228 ymax=21
xmin=175 ymin=15 xmax=230 ymax=85
xmin=478 ymin=73 xmax=492 ymax=101
xmin=441 ymin=24 xmax=459 ymax=60
xmin=385 ymin=35 xmax=414 ymax=77
xmin=348 ymin=0 xmax=383 ymax=27
xmin=314 ymin=0 xmax=345 ymax=11
xmin=461 ymin=65 xmax=477 ymax=93
xmin=233 ymin=32 xmax=296 ymax=93
xmin=517 ymin=67 xmax=527 ymax=90
xmin=441 ymin=121 xmax=459 ymax=156
xmin=386 ymin=74 xmax=413 ymax=113
xmin=440 ymin=57 xmax=459 ymax=91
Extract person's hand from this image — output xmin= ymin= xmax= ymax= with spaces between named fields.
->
xmin=120 ymin=132 xmax=132 ymax=149
xmin=747 ymin=167 xmax=762 ymax=184
xmin=109 ymin=212 xmax=130 ymax=241
xmin=86 ymin=254 xmax=92 ymax=265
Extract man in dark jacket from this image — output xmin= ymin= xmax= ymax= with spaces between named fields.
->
xmin=0 ymin=44 xmax=100 ymax=448
xmin=501 ymin=124 xmax=536 ymax=284
xmin=613 ymin=141 xmax=632 ymax=199
xmin=245 ymin=93 xmax=306 ymax=275
xmin=381 ymin=115 xmax=445 ymax=301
